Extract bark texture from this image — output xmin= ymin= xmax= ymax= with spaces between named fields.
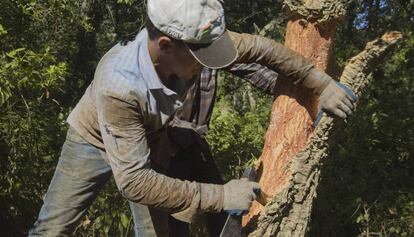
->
xmin=248 ymin=31 xmax=402 ymax=237
xmin=243 ymin=0 xmax=345 ymax=230
xmin=284 ymin=0 xmax=348 ymax=23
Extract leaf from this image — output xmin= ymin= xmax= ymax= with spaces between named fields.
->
xmin=0 ymin=24 xmax=7 ymax=36
xmin=103 ymin=225 xmax=110 ymax=235
xmin=120 ymin=213 xmax=129 ymax=228
xmin=117 ymin=0 xmax=135 ymax=5
xmin=6 ymin=48 xmax=26 ymax=58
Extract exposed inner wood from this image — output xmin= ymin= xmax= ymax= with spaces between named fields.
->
xmin=242 ymin=18 xmax=337 ymax=230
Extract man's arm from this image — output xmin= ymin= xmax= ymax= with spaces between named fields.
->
xmin=96 ymin=90 xmax=223 ymax=221
xmin=228 ymin=31 xmax=356 ymax=119
xmin=228 ymin=63 xmax=279 ymax=95
xmin=95 ymin=89 xmax=259 ymax=221
xmin=229 ymin=31 xmax=314 ymax=84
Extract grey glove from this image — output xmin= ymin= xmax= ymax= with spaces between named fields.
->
xmin=303 ymin=68 xmax=357 ymax=120
xmin=318 ymin=80 xmax=357 ymax=118
xmin=223 ymin=179 xmax=260 ymax=216
xmin=172 ymin=183 xmax=224 ymax=223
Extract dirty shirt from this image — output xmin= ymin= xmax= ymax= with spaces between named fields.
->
xmin=67 ymin=28 xmax=315 ymax=218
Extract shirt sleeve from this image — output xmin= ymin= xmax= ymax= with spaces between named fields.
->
xmin=227 ymin=63 xmax=279 ymax=95
xmin=95 ymin=89 xmax=223 ymax=218
xmin=228 ymin=31 xmax=315 ymax=84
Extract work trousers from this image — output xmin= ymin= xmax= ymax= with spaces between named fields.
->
xmin=28 ymin=127 xmax=162 ymax=237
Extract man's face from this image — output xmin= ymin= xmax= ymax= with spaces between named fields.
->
xmin=167 ymin=42 xmax=202 ymax=81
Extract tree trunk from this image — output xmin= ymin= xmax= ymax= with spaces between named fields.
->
xmin=243 ymin=0 xmax=403 ymax=236
xmin=243 ymin=0 xmax=345 ymax=229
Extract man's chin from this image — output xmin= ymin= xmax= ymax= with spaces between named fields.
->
xmin=171 ymin=74 xmax=197 ymax=82
xmin=168 ymin=74 xmax=180 ymax=81
xmin=167 ymin=74 xmax=197 ymax=94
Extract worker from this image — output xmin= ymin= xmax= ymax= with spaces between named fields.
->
xmin=29 ymin=0 xmax=356 ymax=236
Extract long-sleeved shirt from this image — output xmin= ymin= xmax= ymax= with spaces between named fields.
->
xmin=66 ymin=28 xmax=314 ymax=221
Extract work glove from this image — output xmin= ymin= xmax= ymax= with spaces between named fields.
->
xmin=172 ymin=183 xmax=223 ymax=223
xmin=223 ymin=179 xmax=260 ymax=216
xmin=303 ymin=69 xmax=357 ymax=124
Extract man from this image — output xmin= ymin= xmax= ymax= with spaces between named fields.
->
xmin=29 ymin=0 xmax=356 ymax=236
xmin=162 ymin=29 xmax=357 ymax=237
xmin=158 ymin=6 xmax=357 ymax=237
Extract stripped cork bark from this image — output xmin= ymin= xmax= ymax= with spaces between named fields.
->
xmin=248 ymin=31 xmax=403 ymax=237
xmin=243 ymin=0 xmax=346 ymax=231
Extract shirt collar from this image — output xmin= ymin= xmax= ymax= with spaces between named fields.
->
xmin=114 ymin=28 xmax=177 ymax=97
xmin=137 ymin=29 xmax=177 ymax=96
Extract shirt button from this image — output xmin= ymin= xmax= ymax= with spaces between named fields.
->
xmin=174 ymin=101 xmax=183 ymax=109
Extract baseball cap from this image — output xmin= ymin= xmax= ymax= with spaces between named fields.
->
xmin=147 ymin=0 xmax=238 ymax=69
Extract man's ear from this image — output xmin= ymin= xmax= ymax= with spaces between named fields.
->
xmin=158 ymin=36 xmax=174 ymax=53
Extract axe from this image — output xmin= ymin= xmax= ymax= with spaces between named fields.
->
xmin=219 ymin=167 xmax=261 ymax=237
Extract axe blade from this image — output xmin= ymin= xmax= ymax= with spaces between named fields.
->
xmin=219 ymin=167 xmax=256 ymax=237
xmin=219 ymin=214 xmax=242 ymax=237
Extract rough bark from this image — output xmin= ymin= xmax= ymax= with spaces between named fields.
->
xmin=243 ymin=0 xmax=345 ymax=230
xmin=283 ymin=0 xmax=348 ymax=23
xmin=248 ymin=31 xmax=402 ymax=237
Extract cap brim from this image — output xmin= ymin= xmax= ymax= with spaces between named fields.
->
xmin=185 ymin=31 xmax=238 ymax=70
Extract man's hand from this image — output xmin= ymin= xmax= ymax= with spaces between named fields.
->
xmin=302 ymin=68 xmax=357 ymax=124
xmin=223 ymin=179 xmax=260 ymax=216
xmin=318 ymin=80 xmax=357 ymax=119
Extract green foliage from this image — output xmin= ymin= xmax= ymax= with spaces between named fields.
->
xmin=0 ymin=0 xmax=146 ymax=236
xmin=207 ymin=72 xmax=272 ymax=181
xmin=0 ymin=47 xmax=68 ymax=236
xmin=309 ymin=1 xmax=414 ymax=236
xmin=0 ymin=48 xmax=67 ymax=103
xmin=224 ymin=0 xmax=286 ymax=35
xmin=117 ymin=0 xmax=138 ymax=5
xmin=0 ymin=24 xmax=7 ymax=36
xmin=73 ymin=180 xmax=133 ymax=237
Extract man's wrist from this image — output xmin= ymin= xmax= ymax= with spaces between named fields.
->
xmin=302 ymin=68 xmax=332 ymax=96
xmin=200 ymin=183 xmax=224 ymax=213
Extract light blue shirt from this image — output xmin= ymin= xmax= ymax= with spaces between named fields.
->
xmin=66 ymin=29 xmax=209 ymax=218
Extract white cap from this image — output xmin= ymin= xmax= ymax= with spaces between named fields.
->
xmin=147 ymin=0 xmax=238 ymax=69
